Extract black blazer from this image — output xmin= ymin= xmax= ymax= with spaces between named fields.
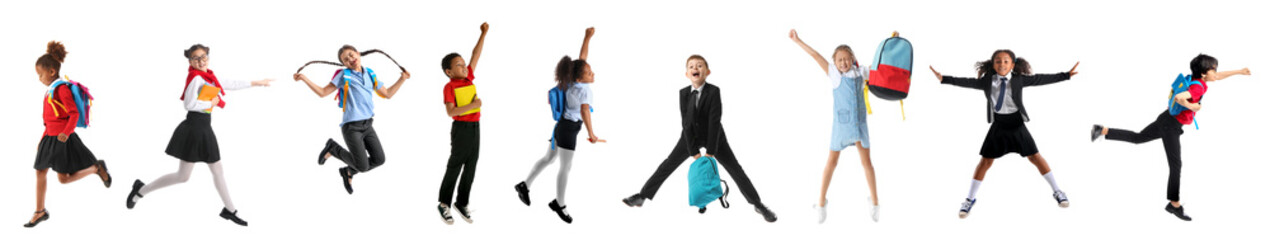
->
xmin=679 ymin=82 xmax=723 ymax=156
xmin=941 ymin=72 xmax=1071 ymax=123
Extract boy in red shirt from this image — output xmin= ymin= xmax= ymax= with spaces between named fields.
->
xmin=1092 ymin=54 xmax=1251 ymax=221
xmin=437 ymin=22 xmax=488 ymax=225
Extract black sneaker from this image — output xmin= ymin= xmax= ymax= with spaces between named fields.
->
xmin=456 ymin=205 xmax=473 ymax=224
xmin=959 ymin=198 xmax=976 ymax=219
xmin=548 ymin=199 xmax=573 ymax=224
xmin=219 ymin=208 xmax=248 ymax=226
xmin=1091 ymin=125 xmax=1104 ymax=142
xmin=338 ymin=167 xmax=354 ymax=194
xmin=1164 ymin=203 xmax=1192 ymax=221
xmin=621 ymin=194 xmax=645 ymax=207
xmin=754 ymin=203 xmax=777 ymax=222
xmin=319 ymin=139 xmax=337 ymax=165
xmin=515 ymin=182 xmax=531 ymax=206
xmin=438 ymin=203 xmax=454 ymax=225
xmin=127 ymin=179 xmax=145 ymax=209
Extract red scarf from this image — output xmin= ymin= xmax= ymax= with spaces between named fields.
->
xmin=182 ymin=66 xmax=226 ymax=108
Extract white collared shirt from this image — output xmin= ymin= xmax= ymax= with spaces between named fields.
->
xmin=183 ymin=75 xmax=251 ymax=112
xmin=990 ymin=73 xmax=1019 ymax=114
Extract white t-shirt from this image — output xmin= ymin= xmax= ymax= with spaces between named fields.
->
xmin=827 ymin=65 xmax=869 ymax=89
xmin=563 ymin=83 xmax=593 ymax=122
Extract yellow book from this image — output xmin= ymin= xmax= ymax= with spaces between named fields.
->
xmin=198 ymin=85 xmax=221 ymax=112
xmin=454 ymin=85 xmax=480 ymax=115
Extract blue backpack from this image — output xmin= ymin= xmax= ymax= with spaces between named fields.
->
xmin=47 ymin=78 xmax=94 ymax=128
xmin=688 ymin=156 xmax=730 ymax=213
xmin=548 ymin=85 xmax=594 ymax=122
xmin=334 ymin=68 xmax=382 ymax=111
xmin=1167 ymin=74 xmax=1203 ymax=129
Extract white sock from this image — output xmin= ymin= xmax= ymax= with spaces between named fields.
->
xmin=208 ymin=162 xmax=237 ymax=212
xmin=967 ymin=179 xmax=982 ymax=200
xmin=556 ymin=149 xmax=575 ymax=206
xmin=524 ymin=147 xmax=558 ymax=187
xmin=1043 ymin=172 xmax=1060 ymax=192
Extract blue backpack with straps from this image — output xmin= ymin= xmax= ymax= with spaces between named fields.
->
xmin=47 ymin=78 xmax=94 ymax=128
xmin=688 ymin=156 xmax=730 ymax=213
xmin=1167 ymin=73 xmax=1203 ymax=129
xmin=334 ymin=68 xmax=381 ymax=111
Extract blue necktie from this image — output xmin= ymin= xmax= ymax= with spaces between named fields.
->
xmin=993 ymin=76 xmax=1007 ymax=111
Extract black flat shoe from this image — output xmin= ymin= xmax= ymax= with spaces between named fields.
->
xmin=621 ymin=193 xmax=645 ymax=207
xmin=219 ymin=208 xmax=248 ymax=226
xmin=515 ymin=182 xmax=531 ymax=206
xmin=1165 ymin=203 xmax=1193 ymax=221
xmin=339 ymin=167 xmax=354 ymax=194
xmin=754 ymin=203 xmax=777 ymax=223
xmin=127 ymin=179 xmax=145 ymax=209
xmin=1091 ymin=125 xmax=1104 ymax=142
xmin=548 ymin=199 xmax=573 ymax=224
xmin=319 ymin=139 xmax=337 ymax=165
xmin=23 ymin=210 xmax=49 ymax=228
xmin=95 ymin=160 xmax=112 ymax=188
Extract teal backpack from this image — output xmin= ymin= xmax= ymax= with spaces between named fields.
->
xmin=688 ymin=156 xmax=730 ymax=213
xmin=1167 ymin=73 xmax=1203 ymax=129
xmin=46 ymin=78 xmax=94 ymax=128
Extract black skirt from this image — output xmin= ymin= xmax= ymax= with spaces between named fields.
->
xmin=33 ymin=133 xmax=98 ymax=173
xmin=979 ymin=113 xmax=1039 ymax=159
xmin=553 ymin=119 xmax=584 ymax=151
xmin=165 ymin=112 xmax=220 ymax=163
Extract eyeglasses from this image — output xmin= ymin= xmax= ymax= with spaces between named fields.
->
xmin=189 ymin=55 xmax=209 ymax=62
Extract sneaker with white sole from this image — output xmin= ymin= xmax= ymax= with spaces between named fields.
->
xmin=438 ymin=203 xmax=454 ymax=225
xmin=870 ymin=205 xmax=880 ymax=222
xmin=959 ymin=198 xmax=976 ymax=219
xmin=1053 ymin=190 xmax=1070 ymax=208
xmin=813 ymin=200 xmax=827 ymax=224
xmin=456 ymin=205 xmax=473 ymax=223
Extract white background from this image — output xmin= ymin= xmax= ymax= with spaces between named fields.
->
xmin=2 ymin=0 xmax=1266 ymax=239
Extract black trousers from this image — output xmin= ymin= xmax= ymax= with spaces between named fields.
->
xmin=1106 ymin=111 xmax=1185 ymax=202
xmin=439 ymin=121 xmax=480 ymax=207
xmin=639 ymin=129 xmax=763 ymax=204
xmin=327 ymin=119 xmax=386 ymax=173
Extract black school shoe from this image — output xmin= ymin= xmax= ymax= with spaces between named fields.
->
xmin=23 ymin=210 xmax=49 ymax=228
xmin=515 ymin=182 xmax=531 ymax=206
xmin=548 ymin=199 xmax=573 ymax=224
xmin=1091 ymin=125 xmax=1105 ymax=142
xmin=319 ymin=139 xmax=337 ymax=165
xmin=754 ymin=203 xmax=777 ymax=223
xmin=219 ymin=208 xmax=248 ymax=226
xmin=127 ymin=179 xmax=145 ymax=209
xmin=1165 ymin=203 xmax=1193 ymax=221
xmin=338 ymin=167 xmax=354 ymax=194
xmin=96 ymin=160 xmax=112 ymax=188
xmin=621 ymin=194 xmax=646 ymax=207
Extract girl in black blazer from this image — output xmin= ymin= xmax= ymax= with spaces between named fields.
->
xmin=930 ymin=49 xmax=1079 ymax=219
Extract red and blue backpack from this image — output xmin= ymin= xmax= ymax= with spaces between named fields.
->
xmin=46 ymin=77 xmax=94 ymax=128
xmin=864 ymin=32 xmax=913 ymax=120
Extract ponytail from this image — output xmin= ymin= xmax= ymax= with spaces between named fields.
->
xmin=296 ymin=45 xmax=407 ymax=73
xmin=554 ymin=56 xmax=587 ymax=90
xmin=35 ymin=41 xmax=67 ymax=76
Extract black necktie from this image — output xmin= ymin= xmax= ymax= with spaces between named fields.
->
xmin=691 ymin=89 xmax=700 ymax=111
xmin=994 ymin=76 xmax=1007 ymax=111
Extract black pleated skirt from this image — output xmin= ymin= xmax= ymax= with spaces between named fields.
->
xmin=979 ymin=113 xmax=1039 ymax=159
xmin=33 ymin=133 xmax=98 ymax=173
xmin=165 ymin=112 xmax=221 ymax=163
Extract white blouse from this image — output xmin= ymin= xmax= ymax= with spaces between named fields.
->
xmin=183 ymin=75 xmax=252 ymax=112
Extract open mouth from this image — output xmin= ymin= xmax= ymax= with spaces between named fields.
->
xmin=691 ymin=72 xmax=701 ymax=78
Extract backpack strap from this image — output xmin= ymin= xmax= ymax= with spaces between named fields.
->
xmin=46 ymin=81 xmax=70 ymax=118
xmin=706 ymin=156 xmax=730 ymax=209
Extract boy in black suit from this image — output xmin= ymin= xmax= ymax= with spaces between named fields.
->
xmin=620 ymin=55 xmax=777 ymax=223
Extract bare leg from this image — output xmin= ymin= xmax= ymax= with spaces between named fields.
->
xmin=818 ymin=150 xmax=842 ymax=207
xmin=1027 ymin=153 xmax=1052 ymax=175
xmin=973 ymin=158 xmax=995 ymax=181
xmin=858 ymin=143 xmax=878 ymax=206
xmin=56 ymin=165 xmax=99 ymax=184
xmin=31 ymin=169 xmax=49 ymax=223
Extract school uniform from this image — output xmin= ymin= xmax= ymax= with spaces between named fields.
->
xmin=167 ymin=67 xmax=251 ymax=163
xmin=321 ymin=67 xmax=387 ymax=173
xmin=33 ymin=78 xmax=97 ymax=173
xmin=439 ymin=66 xmax=480 ymax=208
xmin=637 ymin=82 xmax=765 ymax=205
xmin=554 ymin=83 xmax=591 ymax=150
xmin=1104 ymin=78 xmax=1206 ymax=202
xmin=941 ymin=72 xmax=1071 ymax=158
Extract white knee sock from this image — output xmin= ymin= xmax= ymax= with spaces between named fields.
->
xmin=556 ymin=149 xmax=574 ymax=206
xmin=136 ymin=161 xmax=196 ymax=202
xmin=208 ymin=162 xmax=237 ymax=212
xmin=524 ymin=147 xmax=558 ymax=187
xmin=967 ymin=179 xmax=982 ymax=200
xmin=1043 ymin=172 xmax=1060 ymax=192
